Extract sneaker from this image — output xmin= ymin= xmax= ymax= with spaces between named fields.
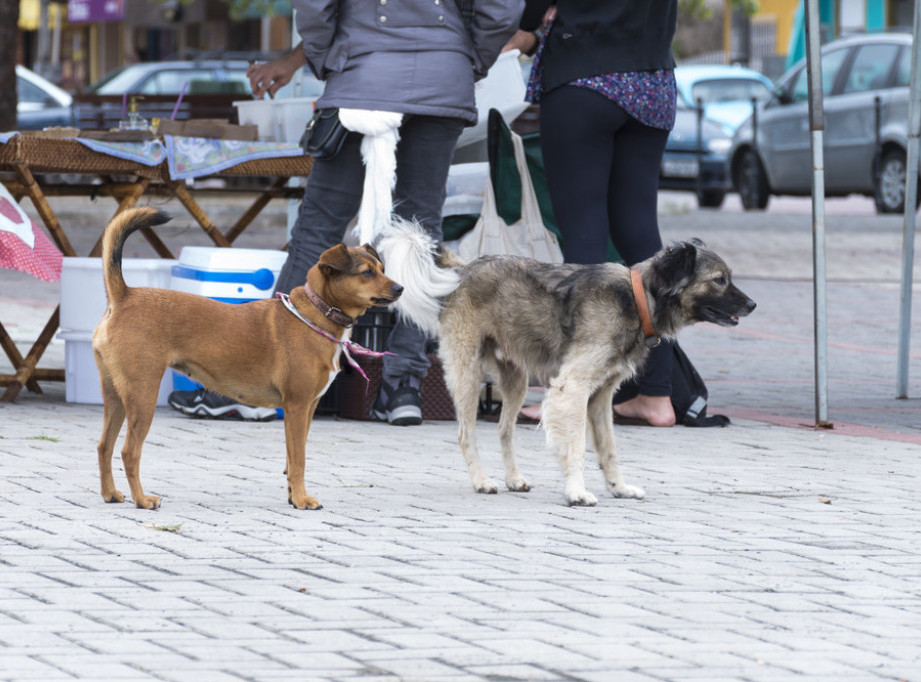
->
xmin=372 ymin=378 xmax=422 ymax=426
xmin=167 ymin=388 xmax=277 ymax=422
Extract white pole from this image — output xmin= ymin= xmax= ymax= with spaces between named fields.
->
xmin=896 ymin=2 xmax=921 ymax=398
xmin=804 ymin=0 xmax=830 ymax=426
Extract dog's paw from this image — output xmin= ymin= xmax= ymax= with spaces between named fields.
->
xmin=565 ymin=489 xmax=598 ymax=507
xmin=472 ymin=477 xmax=499 ymax=494
xmin=506 ymin=475 xmax=531 ymax=493
xmin=290 ymin=494 xmax=323 ymax=510
xmin=134 ymin=495 xmax=160 ymax=510
xmin=102 ymin=489 xmax=125 ymax=504
xmin=610 ymin=483 xmax=645 ymax=500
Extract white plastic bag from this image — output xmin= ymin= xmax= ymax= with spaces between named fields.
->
xmin=457 ymin=130 xmax=563 ymax=264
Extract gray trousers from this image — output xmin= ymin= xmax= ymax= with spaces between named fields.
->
xmin=274 ymin=114 xmax=465 ymax=381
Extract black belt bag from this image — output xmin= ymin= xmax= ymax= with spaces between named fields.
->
xmin=300 ymin=108 xmax=349 ymax=160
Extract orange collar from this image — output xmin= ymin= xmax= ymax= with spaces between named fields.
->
xmin=630 ymin=269 xmax=660 ymax=348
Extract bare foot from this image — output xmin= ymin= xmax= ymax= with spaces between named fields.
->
xmin=519 ymin=403 xmax=543 ymax=421
xmin=613 ymin=394 xmax=676 ymax=427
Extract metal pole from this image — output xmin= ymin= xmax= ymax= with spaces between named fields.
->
xmin=804 ymin=0 xmax=830 ymax=426
xmin=896 ymin=1 xmax=921 ymax=398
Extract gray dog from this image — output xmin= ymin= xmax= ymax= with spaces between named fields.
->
xmin=377 ymin=221 xmax=756 ymax=506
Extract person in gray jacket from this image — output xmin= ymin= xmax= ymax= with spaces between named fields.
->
xmin=275 ymin=0 xmax=522 ymax=426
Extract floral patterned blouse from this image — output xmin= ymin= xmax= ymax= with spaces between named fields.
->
xmin=525 ymin=21 xmax=677 ymax=132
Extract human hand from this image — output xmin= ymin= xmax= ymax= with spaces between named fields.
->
xmin=502 ymin=30 xmax=538 ymax=55
xmin=248 ymin=48 xmax=305 ymax=99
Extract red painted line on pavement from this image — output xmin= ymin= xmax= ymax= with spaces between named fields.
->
xmin=721 ymin=408 xmax=921 ymax=445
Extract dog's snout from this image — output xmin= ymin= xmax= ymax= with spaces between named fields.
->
xmin=745 ymin=298 xmax=757 ymax=314
xmin=391 ymin=284 xmax=404 ymax=298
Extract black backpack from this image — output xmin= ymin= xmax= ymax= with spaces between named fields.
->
xmin=615 ymin=343 xmax=730 ymax=427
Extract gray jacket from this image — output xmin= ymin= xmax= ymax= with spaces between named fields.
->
xmin=294 ymin=0 xmax=523 ymax=123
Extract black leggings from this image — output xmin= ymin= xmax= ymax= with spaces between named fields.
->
xmin=540 ymin=85 xmax=673 ymax=395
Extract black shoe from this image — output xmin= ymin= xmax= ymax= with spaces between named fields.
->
xmin=372 ymin=379 xmax=422 ymax=426
xmin=167 ymin=388 xmax=277 ymax=422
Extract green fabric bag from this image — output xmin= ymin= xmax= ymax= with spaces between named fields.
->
xmin=486 ymin=109 xmax=622 ymax=263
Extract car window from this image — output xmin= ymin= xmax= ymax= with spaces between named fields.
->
xmin=896 ymin=46 xmax=911 ymax=87
xmin=138 ymin=69 xmax=214 ymax=95
xmin=789 ymin=48 xmax=849 ymax=102
xmin=90 ymin=67 xmax=146 ymax=94
xmin=18 ymin=77 xmax=53 ymax=105
xmin=690 ymin=78 xmax=772 ymax=106
xmin=843 ymin=43 xmax=899 ymax=93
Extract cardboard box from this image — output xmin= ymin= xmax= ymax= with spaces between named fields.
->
xmin=156 ymin=118 xmax=258 ymax=141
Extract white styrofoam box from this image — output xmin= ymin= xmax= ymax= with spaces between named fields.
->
xmin=233 ymin=99 xmax=276 ymax=140
xmin=59 ymin=331 xmax=172 ymax=405
xmin=272 ymin=97 xmax=319 ymax=144
xmin=456 ymin=49 xmax=529 ymax=149
xmin=443 ymin=162 xmax=488 ymax=218
xmin=170 ymin=246 xmax=288 ymax=302
xmin=446 ymin=162 xmax=489 ymax=197
xmin=443 ymin=194 xmax=485 ymax=218
xmin=60 ymin=257 xmax=176 ymax=333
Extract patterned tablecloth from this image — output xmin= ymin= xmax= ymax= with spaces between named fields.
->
xmin=0 ymin=131 xmax=305 ymax=180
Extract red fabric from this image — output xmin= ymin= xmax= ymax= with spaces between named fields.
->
xmin=0 ymin=196 xmax=63 ymax=282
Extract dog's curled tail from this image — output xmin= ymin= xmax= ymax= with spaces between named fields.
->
xmin=376 ymin=217 xmax=461 ymax=338
xmin=101 ymin=207 xmax=172 ymax=304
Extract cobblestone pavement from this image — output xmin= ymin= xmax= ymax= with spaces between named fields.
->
xmin=1 ymin=192 xmax=920 ymax=680
xmin=2 ymin=397 xmax=920 ymax=682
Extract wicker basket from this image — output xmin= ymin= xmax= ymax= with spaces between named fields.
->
xmin=336 ymin=354 xmax=456 ymax=421
xmin=0 ymin=136 xmax=163 ymax=178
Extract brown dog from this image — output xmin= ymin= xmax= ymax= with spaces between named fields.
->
xmin=92 ymin=207 xmax=402 ymax=510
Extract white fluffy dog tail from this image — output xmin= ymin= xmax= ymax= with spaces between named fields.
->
xmin=338 ymin=108 xmax=403 ymax=245
xmin=376 ymin=218 xmax=462 ymax=338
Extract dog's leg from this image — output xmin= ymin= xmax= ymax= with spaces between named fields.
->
xmin=443 ymin=345 xmax=498 ymax=494
xmin=97 ymin=373 xmax=126 ymax=504
xmin=120 ymin=392 xmax=161 ymax=510
xmin=495 ymin=361 xmax=531 ymax=492
xmin=588 ymin=384 xmax=645 ymax=500
xmin=283 ymin=402 xmax=322 ymax=510
xmin=543 ymin=368 xmax=596 ymax=507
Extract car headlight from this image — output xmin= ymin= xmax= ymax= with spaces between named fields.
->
xmin=707 ymin=137 xmax=732 ymax=155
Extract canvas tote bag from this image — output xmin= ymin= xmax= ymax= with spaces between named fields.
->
xmin=458 ymin=128 xmax=564 ymax=264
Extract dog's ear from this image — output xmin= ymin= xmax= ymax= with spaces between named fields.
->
xmin=360 ymin=243 xmax=382 ymax=264
xmin=650 ymin=242 xmax=698 ymax=296
xmin=317 ymin=243 xmax=354 ymax=276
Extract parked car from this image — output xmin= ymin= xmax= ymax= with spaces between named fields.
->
xmin=73 ymin=57 xmax=323 ymax=130
xmin=15 ymin=65 xmax=75 ymax=130
xmin=729 ymin=32 xmax=917 ymax=213
xmin=660 ymin=99 xmax=733 ymax=208
xmin=675 ymin=64 xmax=774 ymax=134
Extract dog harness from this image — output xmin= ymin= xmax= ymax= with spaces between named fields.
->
xmin=630 ymin=269 xmax=661 ymax=348
xmin=277 ymin=292 xmax=393 ymax=389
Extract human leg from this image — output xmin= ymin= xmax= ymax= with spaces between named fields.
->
xmin=541 ymin=88 xmax=675 ymax=424
xmin=274 ymin=132 xmax=365 ymax=294
xmin=605 ymin=113 xmax=676 ymax=424
xmin=538 ymin=86 xmax=627 ymax=264
xmin=373 ymin=115 xmax=464 ymax=424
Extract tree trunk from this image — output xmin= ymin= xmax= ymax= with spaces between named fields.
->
xmin=0 ymin=0 xmax=19 ymax=131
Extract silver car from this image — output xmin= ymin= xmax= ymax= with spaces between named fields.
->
xmin=729 ymin=32 xmax=916 ymax=214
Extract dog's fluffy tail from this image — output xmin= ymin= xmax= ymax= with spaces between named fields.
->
xmin=376 ymin=217 xmax=462 ymax=338
xmin=101 ymin=207 xmax=172 ymax=305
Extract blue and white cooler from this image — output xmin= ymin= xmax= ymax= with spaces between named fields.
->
xmin=169 ymin=246 xmax=288 ymax=397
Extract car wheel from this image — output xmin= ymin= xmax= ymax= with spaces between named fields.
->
xmin=736 ymin=149 xmax=770 ymax=211
xmin=874 ymin=149 xmax=914 ymax=214
xmin=697 ymin=189 xmax=726 ymax=209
